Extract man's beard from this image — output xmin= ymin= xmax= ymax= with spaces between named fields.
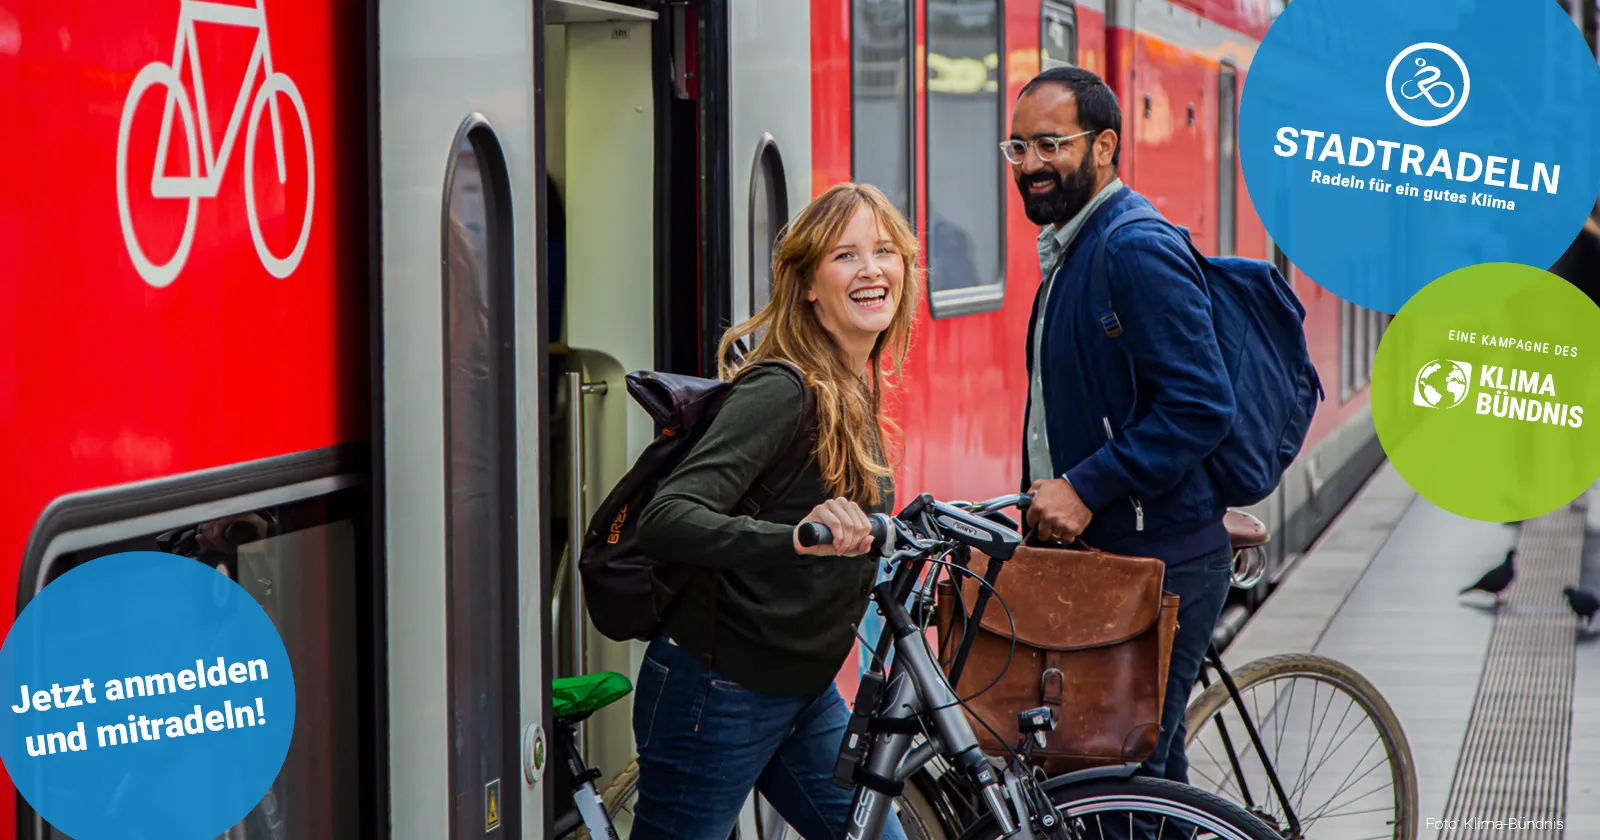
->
xmin=1018 ymin=155 xmax=1098 ymax=226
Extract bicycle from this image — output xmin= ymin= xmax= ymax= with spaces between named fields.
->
xmin=793 ymin=492 xmax=1281 ymax=840
xmin=117 ymin=0 xmax=316 ymax=288
xmin=1180 ymin=511 xmax=1419 ymax=840
xmin=808 ymin=507 xmax=1418 ymax=840
xmin=551 ymin=672 xmax=632 ymax=839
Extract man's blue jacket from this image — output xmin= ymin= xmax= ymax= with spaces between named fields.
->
xmin=1023 ymin=185 xmax=1237 ymax=565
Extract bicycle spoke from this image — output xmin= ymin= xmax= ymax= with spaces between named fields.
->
xmin=1186 ymin=667 xmax=1407 ymax=840
xmin=1287 ymin=682 xmax=1357 ymax=809
xmin=1290 ymin=713 xmax=1384 ymax=813
xmin=1299 ymin=749 xmax=1393 ymax=827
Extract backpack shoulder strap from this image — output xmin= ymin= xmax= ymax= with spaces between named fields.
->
xmin=730 ymin=360 xmax=817 ymax=517
xmin=1089 ymin=206 xmax=1168 ymax=339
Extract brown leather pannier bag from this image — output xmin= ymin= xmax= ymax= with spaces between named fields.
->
xmin=933 ymin=542 xmax=1180 ymax=774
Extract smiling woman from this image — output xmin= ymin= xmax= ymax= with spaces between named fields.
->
xmin=619 ymin=183 xmax=924 ymax=840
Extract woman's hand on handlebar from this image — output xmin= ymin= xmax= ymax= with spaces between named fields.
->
xmin=794 ymin=497 xmax=874 ymax=557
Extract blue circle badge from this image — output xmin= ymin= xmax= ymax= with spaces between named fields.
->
xmin=1239 ymin=0 xmax=1600 ymax=314
xmin=0 ymin=552 xmax=295 ymax=840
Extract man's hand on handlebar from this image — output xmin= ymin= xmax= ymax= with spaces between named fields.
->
xmin=1025 ymin=478 xmax=1093 ymax=544
xmin=794 ymin=497 xmax=876 ymax=557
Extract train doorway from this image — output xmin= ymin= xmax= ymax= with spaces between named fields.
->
xmin=541 ymin=0 xmax=672 ymax=828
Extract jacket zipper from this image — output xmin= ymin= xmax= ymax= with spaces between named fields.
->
xmin=1102 ymin=416 xmax=1145 ymax=532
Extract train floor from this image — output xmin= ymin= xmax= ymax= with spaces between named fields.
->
xmin=1213 ymin=462 xmax=1600 ymax=835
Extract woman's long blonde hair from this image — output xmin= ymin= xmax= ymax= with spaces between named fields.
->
xmin=717 ymin=183 xmax=922 ymax=507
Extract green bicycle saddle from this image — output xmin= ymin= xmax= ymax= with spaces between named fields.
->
xmin=552 ymin=671 xmax=634 ymax=719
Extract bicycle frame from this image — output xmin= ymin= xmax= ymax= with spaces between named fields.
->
xmin=835 ymin=496 xmax=1035 ymax=840
xmin=1195 ymin=644 xmax=1305 ymax=839
xmin=152 ymin=0 xmax=286 ymax=199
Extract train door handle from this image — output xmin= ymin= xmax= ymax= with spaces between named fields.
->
xmin=564 ymin=371 xmax=607 ymax=747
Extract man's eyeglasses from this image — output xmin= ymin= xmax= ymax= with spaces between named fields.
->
xmin=1000 ymin=130 xmax=1096 ymax=165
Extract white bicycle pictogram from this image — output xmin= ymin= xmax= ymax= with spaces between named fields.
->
xmin=117 ymin=0 xmax=315 ymax=288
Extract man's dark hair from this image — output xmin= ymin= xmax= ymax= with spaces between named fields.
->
xmin=1020 ymin=66 xmax=1122 ymax=168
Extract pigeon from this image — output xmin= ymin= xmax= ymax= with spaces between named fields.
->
xmin=1460 ymin=548 xmax=1516 ymax=606
xmin=1565 ymin=586 xmax=1599 ymax=631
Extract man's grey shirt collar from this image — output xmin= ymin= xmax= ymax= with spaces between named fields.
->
xmin=1025 ymin=177 xmax=1123 ymax=485
xmin=1036 ymin=178 xmax=1125 ymax=278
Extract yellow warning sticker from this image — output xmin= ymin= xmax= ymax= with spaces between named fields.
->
xmin=485 ymin=778 xmax=501 ymax=832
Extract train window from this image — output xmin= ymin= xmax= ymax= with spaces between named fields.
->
xmin=1041 ymin=1 xmax=1078 ymax=70
xmin=1339 ymin=299 xmax=1381 ymax=403
xmin=1339 ymin=299 xmax=1355 ymax=404
xmin=927 ymin=0 xmax=1006 ymax=318
xmin=1218 ymin=63 xmax=1238 ymax=256
xmin=31 ymin=482 xmax=368 ymax=840
xmin=750 ymin=134 xmax=789 ymax=314
xmin=442 ymin=123 xmax=517 ymax=839
xmin=851 ymin=0 xmax=914 ymax=222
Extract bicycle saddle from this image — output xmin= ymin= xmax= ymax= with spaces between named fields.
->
xmin=552 ymin=672 xmax=634 ymax=724
xmin=1225 ymin=509 xmax=1269 ymax=549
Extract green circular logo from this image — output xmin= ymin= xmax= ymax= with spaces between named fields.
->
xmin=1373 ymin=263 xmax=1600 ymax=522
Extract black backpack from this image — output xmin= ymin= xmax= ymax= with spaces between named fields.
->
xmin=577 ymin=360 xmax=817 ymax=651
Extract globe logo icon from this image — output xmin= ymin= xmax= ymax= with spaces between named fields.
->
xmin=1413 ymin=359 xmax=1473 ymax=409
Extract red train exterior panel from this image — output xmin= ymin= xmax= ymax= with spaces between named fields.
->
xmin=0 ymin=0 xmax=367 ymax=827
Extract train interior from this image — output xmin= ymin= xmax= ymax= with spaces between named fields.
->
xmin=543 ymin=0 xmax=674 ymax=812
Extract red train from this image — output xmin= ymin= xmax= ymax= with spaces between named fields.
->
xmin=8 ymin=0 xmax=1557 ymax=836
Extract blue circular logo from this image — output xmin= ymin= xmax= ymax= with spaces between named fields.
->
xmin=1240 ymin=0 xmax=1600 ymax=314
xmin=0 ymin=552 xmax=295 ymax=840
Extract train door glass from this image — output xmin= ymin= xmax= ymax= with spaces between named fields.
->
xmin=750 ymin=136 xmax=789 ymax=316
xmin=443 ymin=125 xmax=516 ymax=839
xmin=1040 ymin=0 xmax=1078 ymax=70
xmin=1217 ymin=62 xmax=1237 ymax=256
xmin=851 ymin=0 xmax=913 ymax=221
xmin=29 ymin=483 xmax=367 ymax=840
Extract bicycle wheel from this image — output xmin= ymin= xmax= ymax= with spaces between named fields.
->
xmin=592 ymin=758 xmax=954 ymax=839
xmin=758 ymin=775 xmax=953 ymax=840
xmin=1183 ymin=653 xmax=1418 ymax=840
xmin=958 ymin=776 xmax=1281 ymax=840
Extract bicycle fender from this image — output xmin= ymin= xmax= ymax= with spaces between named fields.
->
xmin=953 ymin=764 xmax=1142 ymax=840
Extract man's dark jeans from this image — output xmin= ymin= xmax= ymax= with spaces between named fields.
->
xmin=1103 ymin=545 xmax=1235 ymax=839
xmin=630 ymin=636 xmax=909 ymax=840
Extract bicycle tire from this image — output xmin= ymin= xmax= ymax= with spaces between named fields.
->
xmin=591 ymin=757 xmax=954 ymax=840
xmin=1183 ymin=653 xmax=1419 ymax=840
xmin=955 ymin=776 xmax=1281 ymax=840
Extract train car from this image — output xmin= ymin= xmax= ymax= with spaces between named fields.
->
xmin=18 ymin=0 xmax=1574 ymax=836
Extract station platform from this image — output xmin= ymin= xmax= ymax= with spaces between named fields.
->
xmin=1213 ymin=463 xmax=1600 ymax=836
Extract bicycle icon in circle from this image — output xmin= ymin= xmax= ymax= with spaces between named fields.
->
xmin=116 ymin=0 xmax=315 ymax=288
xmin=1386 ymin=42 xmax=1471 ymax=128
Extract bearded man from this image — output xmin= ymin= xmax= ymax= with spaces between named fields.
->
xmin=1009 ymin=65 xmax=1237 ymax=815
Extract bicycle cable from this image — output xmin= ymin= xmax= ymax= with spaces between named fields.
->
xmin=849 ymin=544 xmax=1030 ymax=770
xmin=849 ymin=543 xmax=1020 ymax=707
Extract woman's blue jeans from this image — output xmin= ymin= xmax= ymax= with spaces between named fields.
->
xmin=629 ymin=636 xmax=910 ymax=840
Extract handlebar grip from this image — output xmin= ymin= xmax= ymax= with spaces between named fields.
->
xmin=797 ymin=522 xmax=831 ymax=547
xmin=797 ymin=515 xmax=892 ymax=555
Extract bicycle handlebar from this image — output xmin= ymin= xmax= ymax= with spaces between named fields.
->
xmin=795 ymin=514 xmax=894 ymax=554
xmin=796 ymin=493 xmax=1029 ymax=563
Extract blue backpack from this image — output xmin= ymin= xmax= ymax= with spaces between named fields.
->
xmin=1089 ymin=207 xmax=1324 ymax=508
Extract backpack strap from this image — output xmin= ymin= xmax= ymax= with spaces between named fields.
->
xmin=732 ymin=359 xmax=818 ymax=516
xmin=1090 ymin=207 xmax=1214 ymax=341
xmin=698 ymin=359 xmax=817 ymax=673
xmin=1088 ymin=206 xmax=1166 ymax=340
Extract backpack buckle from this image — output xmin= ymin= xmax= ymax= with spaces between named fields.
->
xmin=1099 ymin=312 xmax=1123 ymax=338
